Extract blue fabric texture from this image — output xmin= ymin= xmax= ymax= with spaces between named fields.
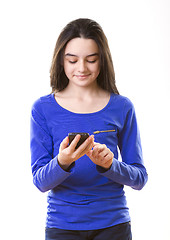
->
xmin=30 ymin=93 xmax=148 ymax=230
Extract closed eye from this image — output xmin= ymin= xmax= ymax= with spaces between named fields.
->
xmin=87 ymin=60 xmax=97 ymax=63
xmin=69 ymin=60 xmax=77 ymax=64
xmin=69 ymin=60 xmax=97 ymax=64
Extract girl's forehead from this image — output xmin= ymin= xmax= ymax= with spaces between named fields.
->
xmin=64 ymin=38 xmax=99 ymax=57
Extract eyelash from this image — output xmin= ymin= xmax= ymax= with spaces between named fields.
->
xmin=88 ymin=60 xmax=97 ymax=63
xmin=69 ymin=60 xmax=97 ymax=64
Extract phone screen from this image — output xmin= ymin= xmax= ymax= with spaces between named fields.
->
xmin=68 ymin=133 xmax=89 ymax=149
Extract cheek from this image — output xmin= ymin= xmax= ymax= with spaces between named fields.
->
xmin=92 ymin=63 xmax=100 ymax=76
xmin=64 ymin=62 xmax=73 ymax=76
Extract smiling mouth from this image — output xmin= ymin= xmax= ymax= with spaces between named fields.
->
xmin=75 ymin=74 xmax=91 ymax=79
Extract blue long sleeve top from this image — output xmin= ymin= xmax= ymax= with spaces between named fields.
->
xmin=30 ymin=93 xmax=148 ymax=230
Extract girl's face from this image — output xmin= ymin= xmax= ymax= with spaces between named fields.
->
xmin=63 ymin=38 xmax=100 ymax=89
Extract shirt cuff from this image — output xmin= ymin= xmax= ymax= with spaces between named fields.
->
xmin=96 ymin=163 xmax=112 ymax=173
xmin=65 ymin=162 xmax=75 ymax=172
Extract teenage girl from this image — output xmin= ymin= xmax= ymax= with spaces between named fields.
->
xmin=30 ymin=18 xmax=148 ymax=240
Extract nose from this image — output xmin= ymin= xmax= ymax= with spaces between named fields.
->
xmin=78 ymin=60 xmax=87 ymax=73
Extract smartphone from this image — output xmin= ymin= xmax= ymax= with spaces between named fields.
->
xmin=68 ymin=132 xmax=89 ymax=149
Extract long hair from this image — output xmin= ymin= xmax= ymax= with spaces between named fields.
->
xmin=50 ymin=18 xmax=119 ymax=94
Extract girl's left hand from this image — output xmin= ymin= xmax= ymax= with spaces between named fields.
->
xmin=86 ymin=143 xmax=114 ymax=170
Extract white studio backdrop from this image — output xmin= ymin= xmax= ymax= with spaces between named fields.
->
xmin=0 ymin=0 xmax=170 ymax=239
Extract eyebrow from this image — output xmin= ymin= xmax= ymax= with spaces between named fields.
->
xmin=65 ymin=53 xmax=99 ymax=57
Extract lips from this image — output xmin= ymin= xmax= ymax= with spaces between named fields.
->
xmin=75 ymin=74 xmax=91 ymax=79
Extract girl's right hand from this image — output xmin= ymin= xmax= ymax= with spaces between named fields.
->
xmin=58 ymin=134 xmax=94 ymax=171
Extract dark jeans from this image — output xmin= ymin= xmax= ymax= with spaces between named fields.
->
xmin=45 ymin=222 xmax=132 ymax=240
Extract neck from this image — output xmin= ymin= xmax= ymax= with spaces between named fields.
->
xmin=64 ymin=81 xmax=101 ymax=99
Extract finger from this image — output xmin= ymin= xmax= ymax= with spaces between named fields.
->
xmin=76 ymin=135 xmax=94 ymax=155
xmin=86 ymin=149 xmax=93 ymax=158
xmin=92 ymin=144 xmax=104 ymax=158
xmin=93 ymin=142 xmax=100 ymax=148
xmin=100 ymin=152 xmax=114 ymax=166
xmin=103 ymin=158 xmax=113 ymax=169
xmin=60 ymin=136 xmax=69 ymax=151
xmin=105 ymin=151 xmax=114 ymax=161
xmin=69 ymin=134 xmax=81 ymax=150
xmin=82 ymin=140 xmax=95 ymax=155
xmin=94 ymin=143 xmax=106 ymax=152
xmin=98 ymin=150 xmax=109 ymax=160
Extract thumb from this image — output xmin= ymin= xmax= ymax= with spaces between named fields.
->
xmin=60 ymin=136 xmax=69 ymax=151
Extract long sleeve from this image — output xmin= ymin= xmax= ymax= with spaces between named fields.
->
xmin=30 ymin=93 xmax=148 ymax=230
xmin=97 ymin=98 xmax=148 ymax=190
xmin=30 ymin=99 xmax=73 ymax=192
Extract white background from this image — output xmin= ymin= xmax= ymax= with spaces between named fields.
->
xmin=0 ymin=0 xmax=170 ymax=239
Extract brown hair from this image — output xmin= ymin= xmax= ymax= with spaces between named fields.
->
xmin=50 ymin=18 xmax=119 ymax=94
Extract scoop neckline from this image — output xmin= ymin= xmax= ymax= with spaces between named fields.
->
xmin=51 ymin=93 xmax=114 ymax=116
